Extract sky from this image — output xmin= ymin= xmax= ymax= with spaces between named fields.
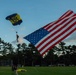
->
xmin=0 ymin=0 xmax=76 ymax=46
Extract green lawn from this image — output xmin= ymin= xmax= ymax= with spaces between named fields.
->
xmin=0 ymin=66 xmax=76 ymax=75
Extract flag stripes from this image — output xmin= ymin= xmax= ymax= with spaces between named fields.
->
xmin=40 ymin=26 xmax=76 ymax=55
xmin=36 ymin=18 xmax=76 ymax=56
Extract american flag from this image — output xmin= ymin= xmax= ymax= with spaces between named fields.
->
xmin=24 ymin=10 xmax=76 ymax=56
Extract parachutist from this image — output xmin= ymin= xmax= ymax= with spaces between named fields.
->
xmin=16 ymin=32 xmax=19 ymax=42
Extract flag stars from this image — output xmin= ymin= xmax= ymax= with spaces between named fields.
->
xmin=24 ymin=28 xmax=49 ymax=45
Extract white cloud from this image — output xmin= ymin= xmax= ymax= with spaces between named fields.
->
xmin=63 ymin=32 xmax=76 ymax=45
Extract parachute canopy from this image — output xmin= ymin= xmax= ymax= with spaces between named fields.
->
xmin=6 ymin=13 xmax=22 ymax=26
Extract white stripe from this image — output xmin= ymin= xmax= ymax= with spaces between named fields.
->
xmin=44 ymin=21 xmax=56 ymax=29
xmin=40 ymin=26 xmax=75 ymax=54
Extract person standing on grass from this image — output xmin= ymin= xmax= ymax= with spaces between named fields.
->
xmin=12 ymin=57 xmax=18 ymax=75
xmin=12 ymin=64 xmax=18 ymax=75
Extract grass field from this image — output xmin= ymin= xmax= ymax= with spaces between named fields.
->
xmin=0 ymin=66 xmax=76 ymax=75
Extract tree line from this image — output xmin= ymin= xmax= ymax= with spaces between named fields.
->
xmin=0 ymin=37 xmax=76 ymax=66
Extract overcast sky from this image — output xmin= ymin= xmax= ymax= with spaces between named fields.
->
xmin=0 ymin=0 xmax=76 ymax=46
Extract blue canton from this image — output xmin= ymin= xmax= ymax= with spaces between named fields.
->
xmin=24 ymin=28 xmax=49 ymax=45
